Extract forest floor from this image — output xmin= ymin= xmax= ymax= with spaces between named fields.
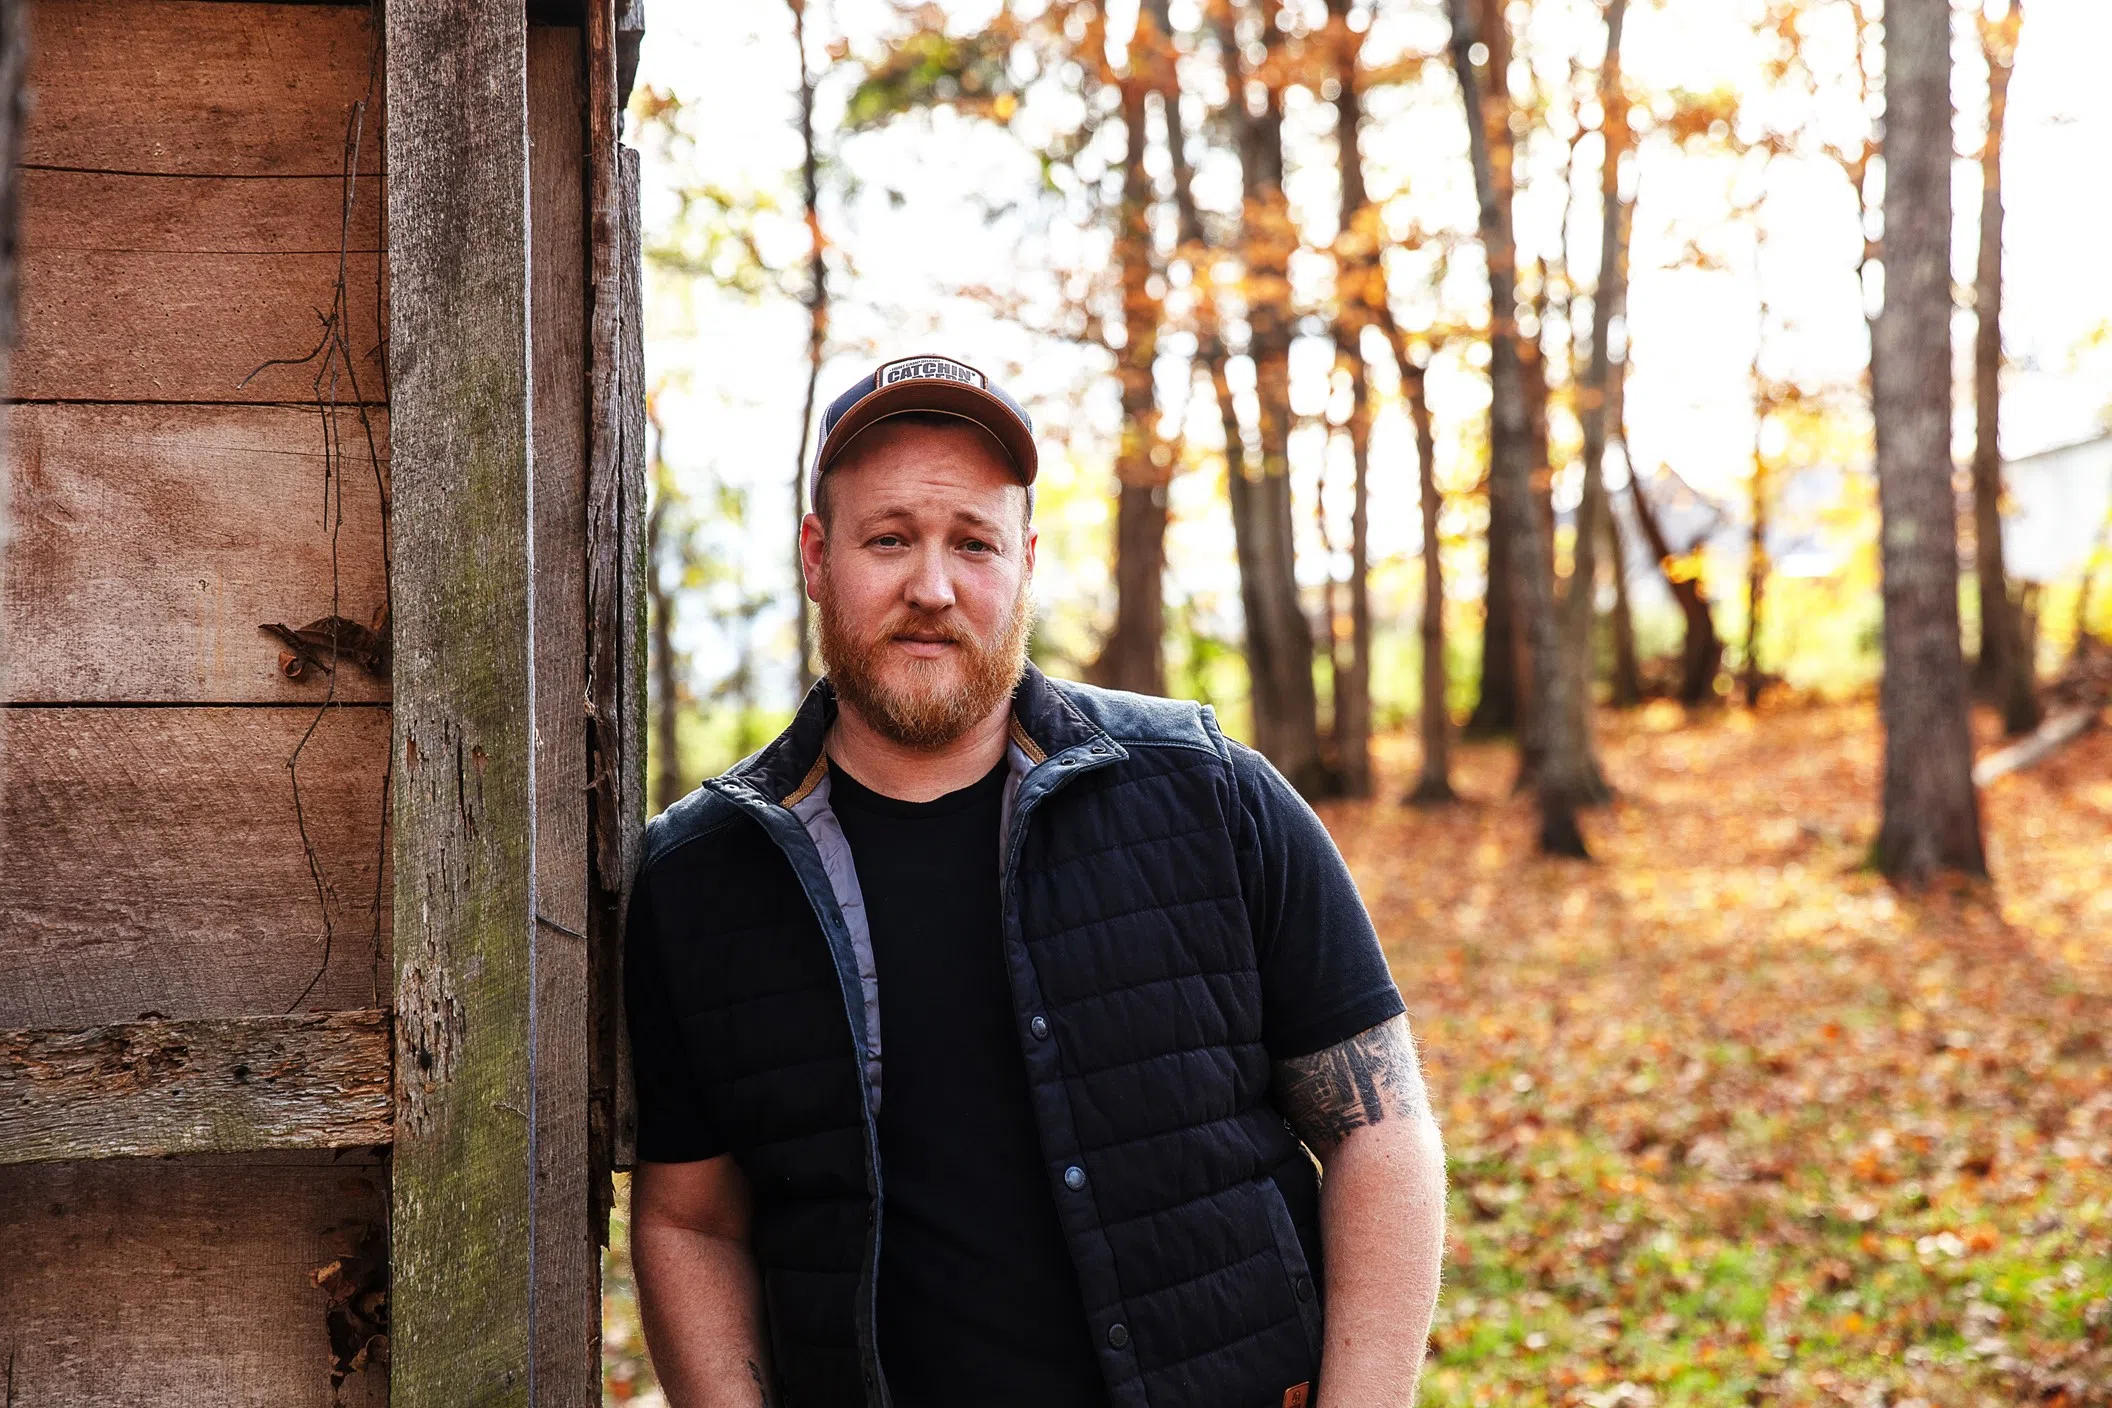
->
xmin=602 ymin=699 xmax=2112 ymax=1407
xmin=1335 ymin=700 xmax=2112 ymax=1408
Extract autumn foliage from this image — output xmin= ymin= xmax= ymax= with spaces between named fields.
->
xmin=1334 ymin=703 xmax=2112 ymax=1404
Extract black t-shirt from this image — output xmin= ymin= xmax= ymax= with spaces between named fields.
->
xmin=627 ymin=736 xmax=1404 ymax=1401
xmin=827 ymin=756 xmax=1107 ymax=1407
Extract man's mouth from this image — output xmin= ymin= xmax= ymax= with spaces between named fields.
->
xmin=891 ymin=632 xmax=961 ymax=656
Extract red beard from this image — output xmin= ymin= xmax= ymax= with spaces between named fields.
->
xmin=816 ymin=574 xmax=1033 ymax=751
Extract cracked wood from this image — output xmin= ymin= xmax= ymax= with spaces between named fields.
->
xmin=0 ymin=1009 xmax=391 ymax=1165
xmin=385 ymin=0 xmax=539 ymax=1400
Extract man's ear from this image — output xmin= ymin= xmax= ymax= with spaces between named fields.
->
xmin=1023 ymin=525 xmax=1038 ymax=581
xmin=799 ymin=512 xmax=827 ymax=602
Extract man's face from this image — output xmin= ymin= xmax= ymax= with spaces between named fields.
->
xmin=802 ymin=418 xmax=1037 ymax=750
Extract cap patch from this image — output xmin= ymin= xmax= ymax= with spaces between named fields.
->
xmin=878 ymin=355 xmax=987 ymax=391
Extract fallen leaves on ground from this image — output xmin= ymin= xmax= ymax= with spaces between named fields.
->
xmin=1327 ymin=701 xmax=2112 ymax=1406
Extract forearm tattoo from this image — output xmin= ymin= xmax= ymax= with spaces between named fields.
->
xmin=1272 ymin=1013 xmax=1432 ymax=1160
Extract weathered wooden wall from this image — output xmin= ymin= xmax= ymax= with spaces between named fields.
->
xmin=1 ymin=3 xmax=640 ymax=1403
xmin=1 ymin=3 xmax=393 ymax=1403
xmin=3 ymin=0 xmax=392 ymax=1013
xmin=1 ymin=1153 xmax=391 ymax=1407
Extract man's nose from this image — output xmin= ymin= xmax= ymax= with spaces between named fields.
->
xmin=902 ymin=544 xmax=957 ymax=612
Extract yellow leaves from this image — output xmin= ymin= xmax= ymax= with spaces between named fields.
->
xmin=1317 ymin=704 xmax=2112 ymax=1399
xmin=1639 ymin=698 xmax=1684 ymax=733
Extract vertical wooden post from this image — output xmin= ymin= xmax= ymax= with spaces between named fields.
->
xmin=386 ymin=2 xmax=537 ymax=1402
xmin=528 ymin=25 xmax=600 ymax=1407
xmin=585 ymin=0 xmax=651 ymax=1202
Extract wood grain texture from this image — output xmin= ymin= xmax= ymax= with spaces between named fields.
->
xmin=21 ymin=167 xmax=383 ymax=255
xmin=610 ymin=140 xmax=648 ymax=1175
xmin=526 ymin=25 xmax=598 ymax=1405
xmin=4 ymin=403 xmax=389 ymax=703
xmin=16 ymin=4 xmax=389 ymax=405
xmin=24 ymin=0 xmax=384 ymax=177
xmin=583 ymin=0 xmax=625 ymax=886
xmin=0 ymin=705 xmax=391 ymax=1029
xmin=15 ymin=247 xmax=387 ymax=404
xmin=0 ymin=1009 xmax=391 ymax=1164
xmin=583 ymin=1 xmax=647 ymax=1185
xmin=385 ymin=0 xmax=536 ymax=1402
xmin=0 ymin=1152 xmax=390 ymax=1406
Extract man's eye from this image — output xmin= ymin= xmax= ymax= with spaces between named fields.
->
xmin=961 ymin=539 xmax=994 ymax=554
xmin=872 ymin=534 xmax=906 ymax=548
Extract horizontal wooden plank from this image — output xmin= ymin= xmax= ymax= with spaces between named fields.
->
xmin=22 ymin=167 xmax=383 ymax=254
xmin=0 ymin=706 xmax=391 ymax=1030
xmin=0 ymin=1151 xmax=390 ymax=1405
xmin=0 ymin=1009 xmax=392 ymax=1165
xmin=14 ymin=248 xmax=387 ymax=403
xmin=5 ymin=403 xmax=390 ymax=703
xmin=25 ymin=0 xmax=385 ymax=177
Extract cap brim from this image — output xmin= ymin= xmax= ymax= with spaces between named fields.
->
xmin=812 ymin=379 xmax=1038 ymax=486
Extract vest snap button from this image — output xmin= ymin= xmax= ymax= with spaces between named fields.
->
xmin=1107 ymin=1323 xmax=1130 ymax=1349
xmin=1063 ymin=1165 xmax=1086 ymax=1191
xmin=1030 ymin=1015 xmax=1050 ymax=1040
xmin=1294 ymin=1274 xmax=1315 ymax=1302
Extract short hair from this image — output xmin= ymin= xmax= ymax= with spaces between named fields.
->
xmin=812 ymin=411 xmax=1034 ymax=530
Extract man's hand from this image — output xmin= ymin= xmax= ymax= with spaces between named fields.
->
xmin=631 ymin=1156 xmax=777 ymax=1407
xmin=1273 ymin=1014 xmax=1447 ymax=1405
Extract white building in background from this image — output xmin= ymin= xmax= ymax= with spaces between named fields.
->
xmin=2002 ymin=435 xmax=2112 ymax=584
xmin=1605 ymin=433 xmax=2112 ymax=614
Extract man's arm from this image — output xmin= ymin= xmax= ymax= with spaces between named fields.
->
xmin=631 ymin=1155 xmax=776 ymax=1407
xmin=1274 ymin=1013 xmax=1446 ymax=1405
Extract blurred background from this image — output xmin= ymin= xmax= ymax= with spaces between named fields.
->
xmin=604 ymin=0 xmax=2112 ymax=1402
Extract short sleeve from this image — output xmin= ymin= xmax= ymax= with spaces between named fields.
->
xmin=623 ymin=869 xmax=728 ymax=1163
xmin=1229 ymin=742 xmax=1406 ymax=1061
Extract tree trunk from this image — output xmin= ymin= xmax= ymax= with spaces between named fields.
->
xmin=1872 ymin=0 xmax=1987 ymax=883
xmin=789 ymin=0 xmax=826 ymax=697
xmin=1971 ymin=1 xmax=2040 ymax=736
xmin=1447 ymin=0 xmax=1587 ymax=856
xmin=1560 ymin=0 xmax=1629 ymax=800
xmin=1328 ymin=0 xmax=1376 ymax=796
xmin=1465 ymin=0 xmax=1524 ymax=741
xmin=1098 ymin=48 xmax=1169 ymax=696
xmin=1604 ymin=503 xmax=1642 ymax=707
xmin=1468 ymin=499 xmax=1523 ymax=734
xmin=1334 ymin=353 xmax=1374 ymax=794
xmin=1405 ymin=363 xmax=1455 ymax=804
xmin=1228 ymin=2 xmax=1329 ymax=794
xmin=1628 ymin=462 xmax=1724 ymax=704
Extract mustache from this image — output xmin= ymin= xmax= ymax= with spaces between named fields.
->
xmin=875 ymin=614 xmax=974 ymax=646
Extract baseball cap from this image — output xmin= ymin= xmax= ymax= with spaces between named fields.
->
xmin=809 ymin=354 xmax=1038 ymax=508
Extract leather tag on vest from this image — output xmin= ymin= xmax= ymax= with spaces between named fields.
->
xmin=1282 ymin=1384 xmax=1311 ymax=1408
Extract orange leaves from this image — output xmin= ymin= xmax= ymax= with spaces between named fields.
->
xmin=1326 ymin=705 xmax=2112 ymax=1402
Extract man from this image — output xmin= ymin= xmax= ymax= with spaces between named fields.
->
xmin=625 ymin=354 xmax=1446 ymax=1408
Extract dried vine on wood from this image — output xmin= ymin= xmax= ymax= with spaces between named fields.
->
xmin=241 ymin=1 xmax=392 ymax=1015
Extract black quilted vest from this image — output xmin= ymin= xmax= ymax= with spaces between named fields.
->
xmin=635 ymin=666 xmax=1325 ymax=1407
